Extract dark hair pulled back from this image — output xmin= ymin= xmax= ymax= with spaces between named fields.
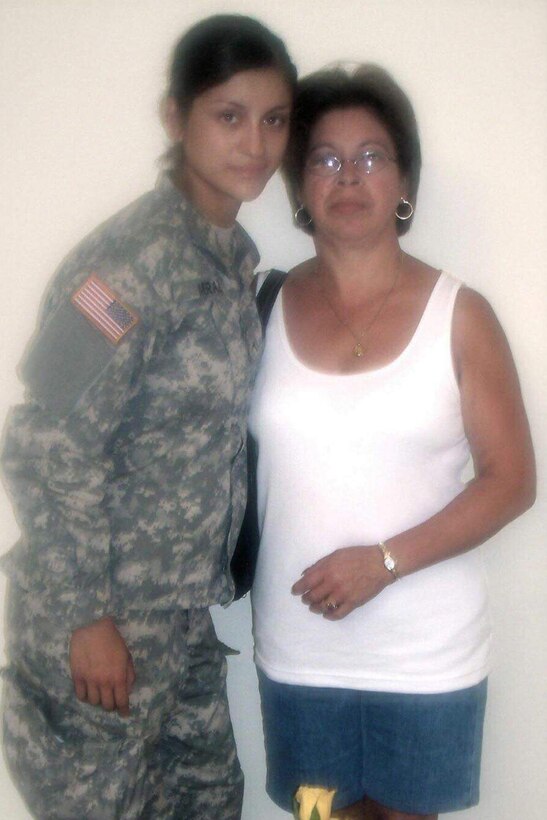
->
xmin=168 ymin=14 xmax=297 ymax=112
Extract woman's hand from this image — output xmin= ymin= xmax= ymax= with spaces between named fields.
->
xmin=291 ymin=545 xmax=393 ymax=620
xmin=70 ymin=616 xmax=136 ymax=717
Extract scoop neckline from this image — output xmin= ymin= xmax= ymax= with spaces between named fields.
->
xmin=276 ymin=270 xmax=446 ymax=379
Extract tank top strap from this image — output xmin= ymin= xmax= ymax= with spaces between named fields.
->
xmin=410 ymin=271 xmax=462 ymax=356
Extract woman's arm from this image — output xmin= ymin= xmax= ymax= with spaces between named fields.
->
xmin=292 ymin=288 xmax=536 ymax=618
xmin=1 ymin=266 xmax=155 ymax=711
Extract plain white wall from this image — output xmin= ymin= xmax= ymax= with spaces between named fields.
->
xmin=1 ymin=1 xmax=545 ymax=818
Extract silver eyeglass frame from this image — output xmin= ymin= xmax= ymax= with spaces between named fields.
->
xmin=305 ymin=149 xmax=397 ymax=178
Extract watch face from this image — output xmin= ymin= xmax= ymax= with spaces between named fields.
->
xmin=385 ymin=556 xmax=395 ymax=572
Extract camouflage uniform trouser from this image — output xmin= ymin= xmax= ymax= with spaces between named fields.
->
xmin=1 ymin=584 xmax=243 ymax=819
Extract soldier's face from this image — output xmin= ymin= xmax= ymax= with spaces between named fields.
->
xmin=169 ymin=68 xmax=292 ymax=227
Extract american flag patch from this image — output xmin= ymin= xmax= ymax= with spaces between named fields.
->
xmin=71 ymin=275 xmax=139 ymax=345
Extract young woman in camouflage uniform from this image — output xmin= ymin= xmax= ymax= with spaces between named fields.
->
xmin=1 ymin=15 xmax=295 ymax=820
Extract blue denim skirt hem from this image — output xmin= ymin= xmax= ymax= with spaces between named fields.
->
xmin=258 ymin=670 xmax=487 ymax=815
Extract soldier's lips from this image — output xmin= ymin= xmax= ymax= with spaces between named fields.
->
xmin=230 ymin=164 xmax=269 ymax=179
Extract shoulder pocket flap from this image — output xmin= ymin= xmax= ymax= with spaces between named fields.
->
xmin=19 ymin=301 xmax=117 ymax=417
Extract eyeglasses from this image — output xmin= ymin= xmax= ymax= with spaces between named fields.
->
xmin=306 ymin=147 xmax=396 ymax=177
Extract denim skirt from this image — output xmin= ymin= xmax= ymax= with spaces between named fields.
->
xmin=258 ymin=670 xmax=487 ymax=815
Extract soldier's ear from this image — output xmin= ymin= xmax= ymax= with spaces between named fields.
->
xmin=162 ymin=97 xmax=185 ymax=143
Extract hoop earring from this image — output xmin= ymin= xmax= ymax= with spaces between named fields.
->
xmin=395 ymin=198 xmax=414 ymax=221
xmin=294 ymin=204 xmax=313 ymax=228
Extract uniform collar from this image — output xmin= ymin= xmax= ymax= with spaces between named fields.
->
xmin=155 ymin=172 xmax=260 ymax=276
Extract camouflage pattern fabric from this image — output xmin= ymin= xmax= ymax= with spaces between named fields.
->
xmin=0 ymin=173 xmax=261 ymax=817
xmin=1 ymin=172 xmax=262 ymax=627
xmin=3 ymin=589 xmax=243 ymax=819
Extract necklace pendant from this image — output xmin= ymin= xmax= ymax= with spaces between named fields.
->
xmin=353 ymin=343 xmax=364 ymax=357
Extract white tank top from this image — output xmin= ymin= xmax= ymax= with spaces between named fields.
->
xmin=250 ymin=272 xmax=491 ymax=693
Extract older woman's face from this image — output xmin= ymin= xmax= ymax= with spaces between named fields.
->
xmin=301 ymin=106 xmax=405 ymax=244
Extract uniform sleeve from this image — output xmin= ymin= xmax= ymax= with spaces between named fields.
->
xmin=1 ymin=272 xmax=156 ymax=630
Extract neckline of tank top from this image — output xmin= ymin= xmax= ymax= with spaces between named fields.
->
xmin=275 ymin=270 xmax=455 ymax=379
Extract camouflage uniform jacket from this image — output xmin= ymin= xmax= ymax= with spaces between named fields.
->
xmin=1 ymin=174 xmax=262 ymax=629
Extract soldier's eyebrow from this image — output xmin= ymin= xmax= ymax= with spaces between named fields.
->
xmin=211 ymin=100 xmax=246 ymax=110
xmin=208 ymin=99 xmax=291 ymax=114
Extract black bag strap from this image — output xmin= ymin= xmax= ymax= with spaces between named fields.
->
xmin=230 ymin=269 xmax=287 ymax=600
xmin=256 ymin=269 xmax=287 ymax=331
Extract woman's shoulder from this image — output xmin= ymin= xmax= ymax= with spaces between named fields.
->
xmin=451 ymin=283 xmax=512 ymax=379
xmin=287 ymin=258 xmax=316 ymax=279
xmin=44 ymin=186 xmax=193 ymax=319
xmin=281 ymin=259 xmax=317 ymax=298
xmin=453 ymin=283 xmax=499 ymax=335
xmin=454 ymin=283 xmax=492 ymax=312
xmin=403 ymin=257 xmax=500 ymax=343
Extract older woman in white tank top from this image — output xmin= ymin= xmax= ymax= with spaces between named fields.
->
xmin=249 ymin=65 xmax=535 ymax=820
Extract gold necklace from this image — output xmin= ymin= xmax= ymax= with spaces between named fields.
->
xmin=317 ymin=253 xmax=403 ymax=358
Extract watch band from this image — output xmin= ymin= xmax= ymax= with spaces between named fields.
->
xmin=378 ymin=541 xmax=399 ymax=581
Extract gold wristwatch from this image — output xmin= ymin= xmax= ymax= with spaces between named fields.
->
xmin=378 ymin=541 xmax=399 ymax=581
